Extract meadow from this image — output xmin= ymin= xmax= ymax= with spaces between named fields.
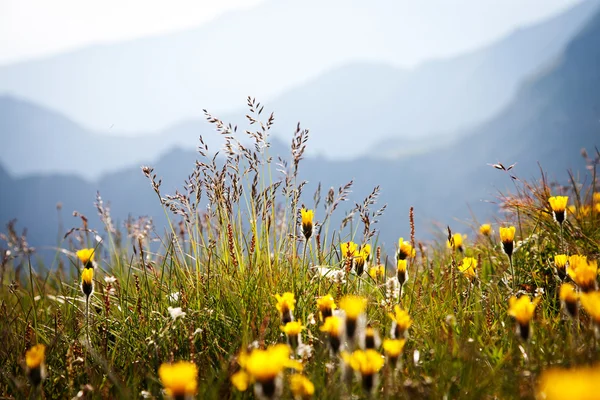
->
xmin=1 ymin=101 xmax=600 ymax=399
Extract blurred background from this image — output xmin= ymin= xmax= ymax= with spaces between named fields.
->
xmin=1 ymin=0 xmax=599 ymax=261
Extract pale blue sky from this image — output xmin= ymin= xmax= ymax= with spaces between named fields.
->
xmin=0 ymin=0 xmax=583 ymax=66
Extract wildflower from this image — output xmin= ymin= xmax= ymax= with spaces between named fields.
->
xmin=354 ymin=244 xmax=371 ymax=276
xmin=568 ymin=255 xmax=598 ymax=292
xmin=339 ymin=295 xmax=367 ymax=343
xmin=281 ymin=321 xmax=304 ymax=350
xmin=537 ymin=364 xmax=600 ymax=400
xmin=508 ymin=295 xmax=541 ymax=341
xmin=158 ymin=361 xmax=198 ymax=399
xmin=289 ymin=374 xmax=315 ymax=400
xmin=320 ymin=316 xmax=343 ymax=354
xmin=168 ymin=306 xmax=186 ymax=321
xmin=388 ymin=305 xmax=412 ymax=339
xmin=579 ymin=291 xmax=600 ymax=325
xmin=316 ymin=295 xmax=336 ymax=321
xmin=499 ymin=226 xmax=516 ymax=258
xmin=275 ymin=292 xmax=296 ymax=324
xmin=25 ymin=344 xmax=46 ymax=387
xmin=594 ymin=192 xmax=600 ymax=204
xmin=312 ymin=266 xmax=346 ymax=284
xmin=368 ymin=264 xmax=385 ymax=281
xmin=363 ymin=324 xmax=380 ymax=350
xmin=231 ymin=344 xmax=302 ymax=399
xmin=81 ymin=267 xmax=94 ymax=298
xmin=447 ymin=233 xmax=464 ymax=253
xmin=341 ymin=349 xmax=385 ymax=393
xmin=554 ymin=254 xmax=568 ymax=280
xmin=104 ymin=276 xmax=117 ymax=284
xmin=300 ymin=208 xmax=314 ymax=241
xmin=479 ymin=224 xmax=492 ymax=236
xmin=76 ymin=248 xmax=95 ymax=268
xmin=382 ymin=338 xmax=405 ymax=370
xmin=340 ymin=241 xmax=358 ymax=258
xmin=549 ymin=196 xmax=568 ymax=224
xmin=397 ymin=259 xmax=408 ymax=286
xmin=396 ymin=237 xmax=415 ymax=260
xmin=559 ymin=283 xmax=578 ymax=317
xmin=458 ymin=257 xmax=477 ymax=281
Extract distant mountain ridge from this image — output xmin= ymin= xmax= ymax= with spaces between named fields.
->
xmin=2 ymin=5 xmax=599 ymax=264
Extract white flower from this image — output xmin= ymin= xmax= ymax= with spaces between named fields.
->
xmin=104 ymin=276 xmax=117 ymax=284
xmin=140 ymin=390 xmax=152 ymax=399
xmin=296 ymin=343 xmax=313 ymax=359
xmin=311 ymin=265 xmax=346 ymax=284
xmin=167 ymin=306 xmax=186 ymax=321
xmin=169 ymin=292 xmax=180 ymax=303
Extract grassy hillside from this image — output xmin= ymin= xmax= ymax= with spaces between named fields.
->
xmin=1 ymin=104 xmax=600 ymax=398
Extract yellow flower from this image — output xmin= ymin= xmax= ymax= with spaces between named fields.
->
xmin=340 ymin=241 xmax=358 ymax=258
xmin=382 ymin=338 xmax=406 ymax=359
xmin=397 ymin=259 xmax=408 ymax=285
xmin=158 ymin=361 xmax=198 ymax=398
xmin=594 ymin=192 xmax=600 ymax=204
xmin=316 ymin=294 xmax=336 ymax=321
xmin=364 ymin=324 xmax=379 ymax=350
xmin=368 ymin=264 xmax=385 ymax=280
xmin=447 ymin=233 xmax=464 ymax=252
xmin=360 ymin=244 xmax=372 ymax=262
xmin=549 ymin=196 xmax=568 ymax=223
xmin=508 ymin=295 xmax=540 ymax=326
xmin=568 ymin=255 xmax=598 ymax=292
xmin=458 ymin=257 xmax=477 ymax=280
xmin=342 ymin=349 xmax=385 ymax=376
xmin=300 ymin=208 xmax=314 ymax=240
xmin=76 ymin=248 xmax=95 ymax=268
xmin=25 ymin=344 xmax=46 ymax=386
xmin=339 ymin=295 xmax=367 ymax=320
xmin=320 ymin=316 xmax=342 ymax=337
xmin=281 ymin=321 xmax=304 ymax=336
xmin=290 ymin=374 xmax=315 ymax=399
xmin=580 ymin=291 xmax=600 ymax=324
xmin=81 ymin=267 xmax=94 ymax=297
xmin=354 ymin=244 xmax=371 ymax=276
xmin=275 ymin=292 xmax=295 ymax=323
xmin=554 ymin=254 xmax=568 ymax=270
xmin=396 ymin=237 xmax=415 ymax=260
xmin=244 ymin=344 xmax=302 ymax=383
xmin=388 ymin=305 xmax=412 ymax=338
xmin=479 ymin=224 xmax=492 ymax=236
xmin=231 ymin=369 xmax=251 ymax=392
xmin=537 ymin=364 xmax=600 ymax=400
xmin=559 ymin=283 xmax=578 ymax=317
xmin=499 ymin=226 xmax=516 ymax=257
xmin=25 ymin=344 xmax=46 ymax=369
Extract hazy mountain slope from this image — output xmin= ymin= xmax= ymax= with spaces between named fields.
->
xmin=2 ymin=6 xmax=599 ymax=261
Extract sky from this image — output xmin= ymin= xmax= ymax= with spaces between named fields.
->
xmin=0 ymin=0 xmax=583 ymax=66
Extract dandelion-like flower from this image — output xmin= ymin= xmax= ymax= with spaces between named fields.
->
xmin=316 ymin=295 xmax=336 ymax=321
xmin=567 ymin=255 xmax=598 ymax=292
xmin=354 ymin=244 xmax=371 ymax=276
xmin=559 ymin=283 xmax=578 ymax=317
xmin=382 ymin=338 xmax=406 ymax=370
xmin=388 ymin=305 xmax=412 ymax=339
xmin=281 ymin=321 xmax=304 ymax=350
xmin=158 ymin=361 xmax=198 ymax=399
xmin=447 ymin=233 xmax=464 ymax=253
xmin=397 ymin=259 xmax=408 ymax=287
xmin=479 ymin=224 xmax=492 ymax=236
xmin=368 ymin=264 xmax=385 ymax=281
xmin=537 ymin=364 xmax=600 ymax=400
xmin=319 ymin=316 xmax=343 ymax=354
xmin=339 ymin=295 xmax=367 ymax=344
xmin=579 ymin=291 xmax=600 ymax=326
xmin=25 ymin=344 xmax=46 ymax=387
xmin=458 ymin=257 xmax=477 ymax=281
xmin=289 ymin=374 xmax=315 ymax=400
xmin=499 ymin=226 xmax=516 ymax=258
xmin=549 ymin=196 xmax=568 ymax=224
xmin=231 ymin=344 xmax=302 ymax=399
xmin=554 ymin=254 xmax=568 ymax=280
xmin=300 ymin=208 xmax=314 ymax=241
xmin=508 ymin=295 xmax=540 ymax=341
xmin=341 ymin=349 xmax=385 ymax=393
xmin=396 ymin=237 xmax=415 ymax=261
xmin=340 ymin=241 xmax=358 ymax=259
xmin=76 ymin=248 xmax=95 ymax=268
xmin=81 ymin=267 xmax=94 ymax=298
xmin=363 ymin=324 xmax=380 ymax=350
xmin=275 ymin=292 xmax=296 ymax=324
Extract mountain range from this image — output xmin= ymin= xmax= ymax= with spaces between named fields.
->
xmin=1 ymin=5 xmax=599 ymax=262
xmin=0 ymin=0 xmax=598 ymax=177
